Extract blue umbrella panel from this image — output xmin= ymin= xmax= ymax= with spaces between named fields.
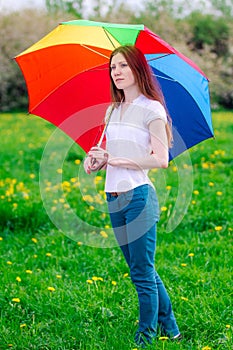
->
xmin=146 ymin=54 xmax=214 ymax=160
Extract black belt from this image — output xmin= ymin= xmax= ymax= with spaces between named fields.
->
xmin=109 ymin=192 xmax=122 ymax=197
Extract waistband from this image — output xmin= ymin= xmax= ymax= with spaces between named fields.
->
xmin=106 ymin=184 xmax=152 ymax=198
xmin=107 ymin=192 xmax=122 ymax=197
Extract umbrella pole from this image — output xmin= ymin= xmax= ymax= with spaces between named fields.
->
xmin=90 ymin=104 xmax=114 ymax=167
xmin=96 ymin=104 xmax=114 ymax=148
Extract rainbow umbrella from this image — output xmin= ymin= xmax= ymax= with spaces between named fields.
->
xmin=15 ymin=19 xmax=213 ymax=159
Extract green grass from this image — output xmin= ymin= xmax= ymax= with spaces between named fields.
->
xmin=0 ymin=111 xmax=232 ymax=350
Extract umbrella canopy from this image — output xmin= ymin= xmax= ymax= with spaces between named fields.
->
xmin=15 ymin=19 xmax=213 ymax=159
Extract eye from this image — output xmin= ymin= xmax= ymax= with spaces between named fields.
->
xmin=121 ymin=63 xmax=128 ymax=68
xmin=110 ymin=65 xmax=116 ymax=71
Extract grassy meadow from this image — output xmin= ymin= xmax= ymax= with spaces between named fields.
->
xmin=0 ymin=111 xmax=232 ymax=350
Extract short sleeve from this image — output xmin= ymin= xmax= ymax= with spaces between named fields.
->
xmin=144 ymin=100 xmax=167 ymax=126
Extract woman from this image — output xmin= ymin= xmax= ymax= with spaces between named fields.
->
xmin=84 ymin=45 xmax=181 ymax=347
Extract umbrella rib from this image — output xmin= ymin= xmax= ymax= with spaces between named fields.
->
xmin=152 ymin=73 xmax=176 ymax=82
xmin=80 ymin=44 xmax=110 ymax=59
xmin=147 ymin=53 xmax=171 ymax=62
xmin=103 ymin=28 xmax=117 ymax=49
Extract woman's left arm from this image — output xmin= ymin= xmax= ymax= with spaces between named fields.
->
xmin=107 ymin=119 xmax=169 ymax=170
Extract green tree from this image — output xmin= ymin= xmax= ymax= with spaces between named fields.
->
xmin=210 ymin=0 xmax=233 ymax=18
xmin=45 ymin=0 xmax=110 ymax=18
xmin=46 ymin=0 xmax=84 ymax=17
xmin=187 ymin=12 xmax=230 ymax=57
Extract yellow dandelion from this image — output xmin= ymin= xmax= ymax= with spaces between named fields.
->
xmin=123 ymin=273 xmax=129 ymax=278
xmin=191 ymin=200 xmax=196 ymax=205
xmin=97 ymin=277 xmax=104 ymax=281
xmin=216 ymin=191 xmax=223 ymax=196
xmin=112 ymin=281 xmax=117 ymax=286
xmin=46 ymin=253 xmax=52 ymax=257
xmin=89 ymin=205 xmax=95 ymax=211
xmin=12 ymin=298 xmax=20 ymax=303
xmin=29 ymin=174 xmax=35 ymax=179
xmin=56 ymin=275 xmax=62 ymax=279
xmin=0 ymin=237 xmax=3 ymax=241
xmin=181 ymin=297 xmax=188 ymax=301
xmin=47 ymin=287 xmax=55 ymax=292
xmin=16 ymin=277 xmax=21 ymax=282
xmin=12 ymin=203 xmax=18 ymax=209
xmin=105 ymin=224 xmax=110 ymax=229
xmin=226 ymin=325 xmax=231 ymax=329
xmin=22 ymin=193 xmax=30 ymax=200
xmin=77 ymin=241 xmax=83 ymax=246
xmin=172 ymin=166 xmax=177 ymax=172
xmin=31 ymin=237 xmax=38 ymax=243
xmin=202 ymin=346 xmax=212 ymax=350
xmin=74 ymin=159 xmax=81 ymax=165
xmin=8 ymin=344 xmax=13 ymax=347
xmin=193 ymin=190 xmax=199 ymax=195
xmin=94 ymin=176 xmax=103 ymax=184
xmin=33 ymin=254 xmax=38 ymax=258
xmin=159 ymin=336 xmax=169 ymax=341
xmin=201 ymin=162 xmax=209 ymax=169
xmin=166 ymin=185 xmax=172 ymax=190
xmin=215 ymin=226 xmax=223 ymax=231
xmin=56 ymin=168 xmax=63 ymax=174
xmin=7 ymin=261 xmax=12 ymax=265
xmin=188 ymin=253 xmax=194 ymax=257
xmin=208 ymin=182 xmax=214 ymax=187
xmin=92 ymin=276 xmax=98 ymax=281
xmin=100 ymin=230 xmax=108 ymax=238
xmin=161 ymin=206 xmax=167 ymax=212
xmin=86 ymin=279 xmax=93 ymax=284
xmin=26 ymin=270 xmax=33 ymax=274
xmin=59 ymin=198 xmax=65 ymax=203
xmin=20 ymin=323 xmax=27 ymax=328
xmin=181 ymin=263 xmax=187 ymax=267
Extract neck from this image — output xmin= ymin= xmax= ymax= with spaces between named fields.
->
xmin=123 ymin=87 xmax=141 ymax=103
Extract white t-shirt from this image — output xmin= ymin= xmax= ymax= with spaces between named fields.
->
xmin=105 ymin=94 xmax=167 ymax=193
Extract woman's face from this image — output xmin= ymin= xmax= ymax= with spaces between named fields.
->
xmin=110 ymin=53 xmax=136 ymax=91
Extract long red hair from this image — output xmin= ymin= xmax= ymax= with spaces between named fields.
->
xmin=109 ymin=45 xmax=173 ymax=147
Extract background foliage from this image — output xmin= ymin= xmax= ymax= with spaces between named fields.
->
xmin=0 ymin=0 xmax=233 ymax=112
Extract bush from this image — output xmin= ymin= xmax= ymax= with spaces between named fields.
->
xmin=187 ymin=11 xmax=230 ymax=57
xmin=0 ymin=9 xmax=73 ymax=112
xmin=0 ymin=7 xmax=232 ymax=111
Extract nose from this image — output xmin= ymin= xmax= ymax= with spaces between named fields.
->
xmin=114 ymin=65 xmax=121 ymax=75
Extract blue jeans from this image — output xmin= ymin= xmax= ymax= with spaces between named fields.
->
xmin=106 ymin=184 xmax=179 ymax=344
